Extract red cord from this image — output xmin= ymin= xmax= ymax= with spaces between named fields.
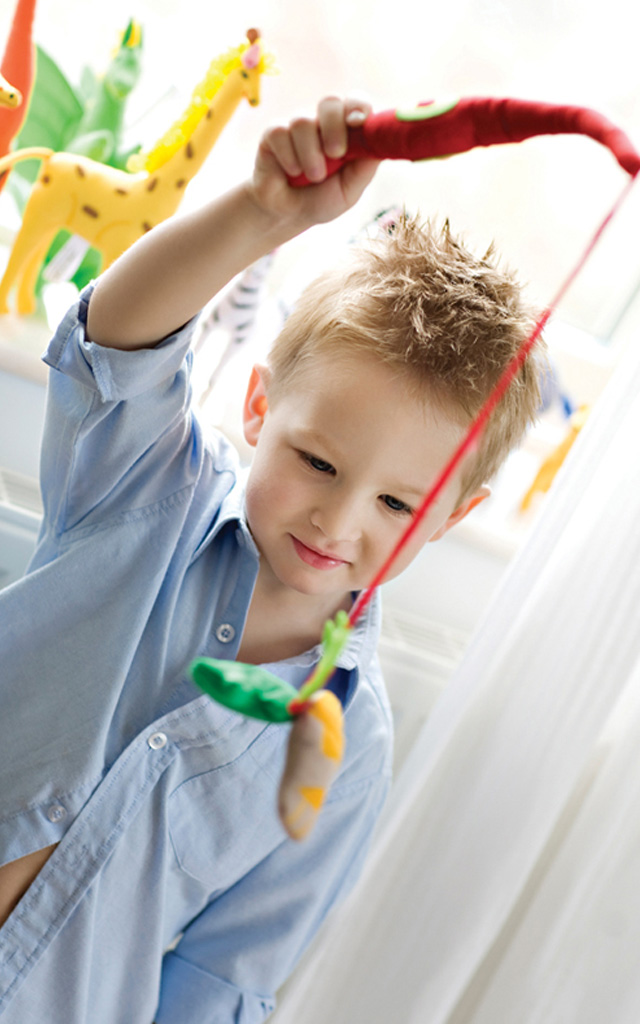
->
xmin=349 ymin=173 xmax=637 ymax=629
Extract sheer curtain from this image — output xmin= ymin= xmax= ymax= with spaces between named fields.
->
xmin=272 ymin=330 xmax=640 ymax=1024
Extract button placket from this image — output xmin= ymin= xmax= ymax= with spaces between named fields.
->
xmin=147 ymin=732 xmax=168 ymax=750
xmin=215 ymin=623 xmax=236 ymax=644
xmin=47 ymin=803 xmax=68 ymax=823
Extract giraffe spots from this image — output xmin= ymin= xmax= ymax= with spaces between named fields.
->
xmin=42 ymin=175 xmax=51 ymax=185
xmin=82 ymin=205 xmax=99 ymax=218
xmin=115 ymin=187 xmax=128 ymax=196
xmin=75 ymin=165 xmax=86 ymax=178
xmin=141 ymin=222 xmax=153 ymax=233
xmin=185 ymin=142 xmax=194 ymax=160
xmin=175 ymin=179 xmax=186 ymax=189
xmin=146 ymin=177 xmax=158 ymax=192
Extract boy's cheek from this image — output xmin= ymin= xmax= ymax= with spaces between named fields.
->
xmin=378 ymin=519 xmax=441 ymax=584
xmin=245 ymin=470 xmax=303 ymax=539
xmin=247 ymin=472 xmax=289 ymax=514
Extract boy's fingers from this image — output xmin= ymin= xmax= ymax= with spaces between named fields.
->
xmin=343 ymin=96 xmax=372 ymax=128
xmin=317 ymin=95 xmax=350 ymax=160
xmin=288 ymin=97 xmax=373 ymax=182
xmin=256 ymin=96 xmax=376 ymax=194
xmin=260 ymin=124 xmax=302 ymax=178
xmin=340 ymin=155 xmax=381 ymax=206
xmin=288 ymin=115 xmax=327 ymax=183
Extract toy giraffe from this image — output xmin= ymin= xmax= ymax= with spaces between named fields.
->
xmin=0 ymin=29 xmax=270 ymax=314
xmin=7 ymin=20 xmax=145 ymax=297
xmin=0 ymin=0 xmax=37 ymax=193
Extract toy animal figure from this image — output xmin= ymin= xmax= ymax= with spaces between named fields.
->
xmin=0 ymin=29 xmax=270 ymax=315
xmin=194 ymin=250 xmax=277 ymax=410
xmin=0 ymin=70 xmax=21 ymax=108
xmin=0 ymin=0 xmax=37 ymax=194
xmin=65 ymin=19 xmax=144 ymax=169
xmin=520 ymin=405 xmax=590 ymax=512
xmin=11 ymin=20 xmax=144 ymax=187
xmin=7 ymin=21 xmax=145 ymax=295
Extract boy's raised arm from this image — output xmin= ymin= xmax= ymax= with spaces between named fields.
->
xmin=86 ymin=97 xmax=379 ymax=350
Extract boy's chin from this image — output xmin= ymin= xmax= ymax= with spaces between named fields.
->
xmin=269 ymin=560 xmax=354 ymax=603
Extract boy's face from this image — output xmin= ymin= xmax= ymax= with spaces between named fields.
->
xmin=242 ymin=349 xmax=488 ymax=609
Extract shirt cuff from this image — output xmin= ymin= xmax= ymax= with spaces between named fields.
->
xmin=43 ymin=283 xmax=201 ymax=403
xmin=156 ymin=951 xmax=276 ymax=1024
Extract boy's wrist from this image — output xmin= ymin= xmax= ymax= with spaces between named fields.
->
xmin=239 ymin=179 xmax=314 ymax=248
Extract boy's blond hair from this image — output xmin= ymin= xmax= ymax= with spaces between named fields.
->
xmin=267 ymin=213 xmax=547 ymax=502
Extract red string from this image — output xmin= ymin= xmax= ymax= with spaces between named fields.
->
xmin=349 ymin=173 xmax=637 ymax=629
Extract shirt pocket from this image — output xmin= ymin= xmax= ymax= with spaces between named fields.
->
xmin=167 ymin=729 xmax=287 ymax=892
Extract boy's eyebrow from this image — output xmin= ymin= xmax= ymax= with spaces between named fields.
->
xmin=295 ymin=427 xmax=339 ymax=456
xmin=295 ymin=427 xmax=432 ymax=499
xmin=393 ymin=483 xmax=430 ymax=499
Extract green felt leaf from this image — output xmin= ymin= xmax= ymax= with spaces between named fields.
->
xmin=189 ymin=658 xmax=298 ymax=723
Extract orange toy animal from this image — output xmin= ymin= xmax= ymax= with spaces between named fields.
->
xmin=0 ymin=0 xmax=37 ymax=194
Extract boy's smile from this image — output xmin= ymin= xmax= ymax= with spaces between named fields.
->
xmin=242 ymin=349 xmax=487 ymax=617
xmin=290 ymin=535 xmax=350 ymax=571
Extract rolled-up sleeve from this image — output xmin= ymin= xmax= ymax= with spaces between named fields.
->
xmin=158 ymin=957 xmax=275 ymax=1024
xmin=39 ymin=284 xmax=201 ymax=535
xmin=155 ymin=773 xmax=389 ymax=1024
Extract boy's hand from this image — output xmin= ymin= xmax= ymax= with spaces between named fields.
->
xmin=249 ymin=97 xmax=380 ymax=229
xmin=88 ymin=99 xmax=379 ymax=349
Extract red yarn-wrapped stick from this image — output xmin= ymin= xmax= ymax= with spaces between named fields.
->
xmin=288 ymin=96 xmax=640 ymax=186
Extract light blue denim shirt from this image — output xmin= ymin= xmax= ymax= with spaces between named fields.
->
xmin=0 ymin=286 xmax=393 ymax=1023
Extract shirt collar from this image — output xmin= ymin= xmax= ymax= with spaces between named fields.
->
xmin=256 ymin=590 xmax=382 ymax=708
xmin=198 ymin=463 xmax=258 ymax=558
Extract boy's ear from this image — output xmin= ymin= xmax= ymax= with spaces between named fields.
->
xmin=243 ymin=364 xmax=271 ymax=447
xmin=428 ymin=485 xmax=491 ymax=542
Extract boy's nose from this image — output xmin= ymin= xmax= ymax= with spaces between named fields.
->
xmin=311 ymin=493 xmax=363 ymax=546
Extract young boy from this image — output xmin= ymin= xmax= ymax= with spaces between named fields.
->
xmin=0 ymin=97 xmax=544 ymax=1022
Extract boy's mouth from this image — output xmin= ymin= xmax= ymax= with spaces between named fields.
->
xmin=290 ymin=535 xmax=349 ymax=570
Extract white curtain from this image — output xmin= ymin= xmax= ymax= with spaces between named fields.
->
xmin=272 ymin=331 xmax=640 ymax=1024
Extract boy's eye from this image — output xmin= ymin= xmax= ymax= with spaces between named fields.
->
xmin=302 ymin=453 xmax=335 ymax=474
xmin=381 ymin=494 xmax=413 ymax=515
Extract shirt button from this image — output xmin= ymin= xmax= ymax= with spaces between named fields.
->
xmin=47 ymin=803 xmax=67 ymax=824
xmin=148 ymin=732 xmax=168 ymax=750
xmin=216 ymin=623 xmax=236 ymax=644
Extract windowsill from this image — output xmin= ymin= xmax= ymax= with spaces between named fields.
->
xmin=0 ymin=314 xmax=50 ymax=385
xmin=0 ymin=220 xmax=51 ymax=384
